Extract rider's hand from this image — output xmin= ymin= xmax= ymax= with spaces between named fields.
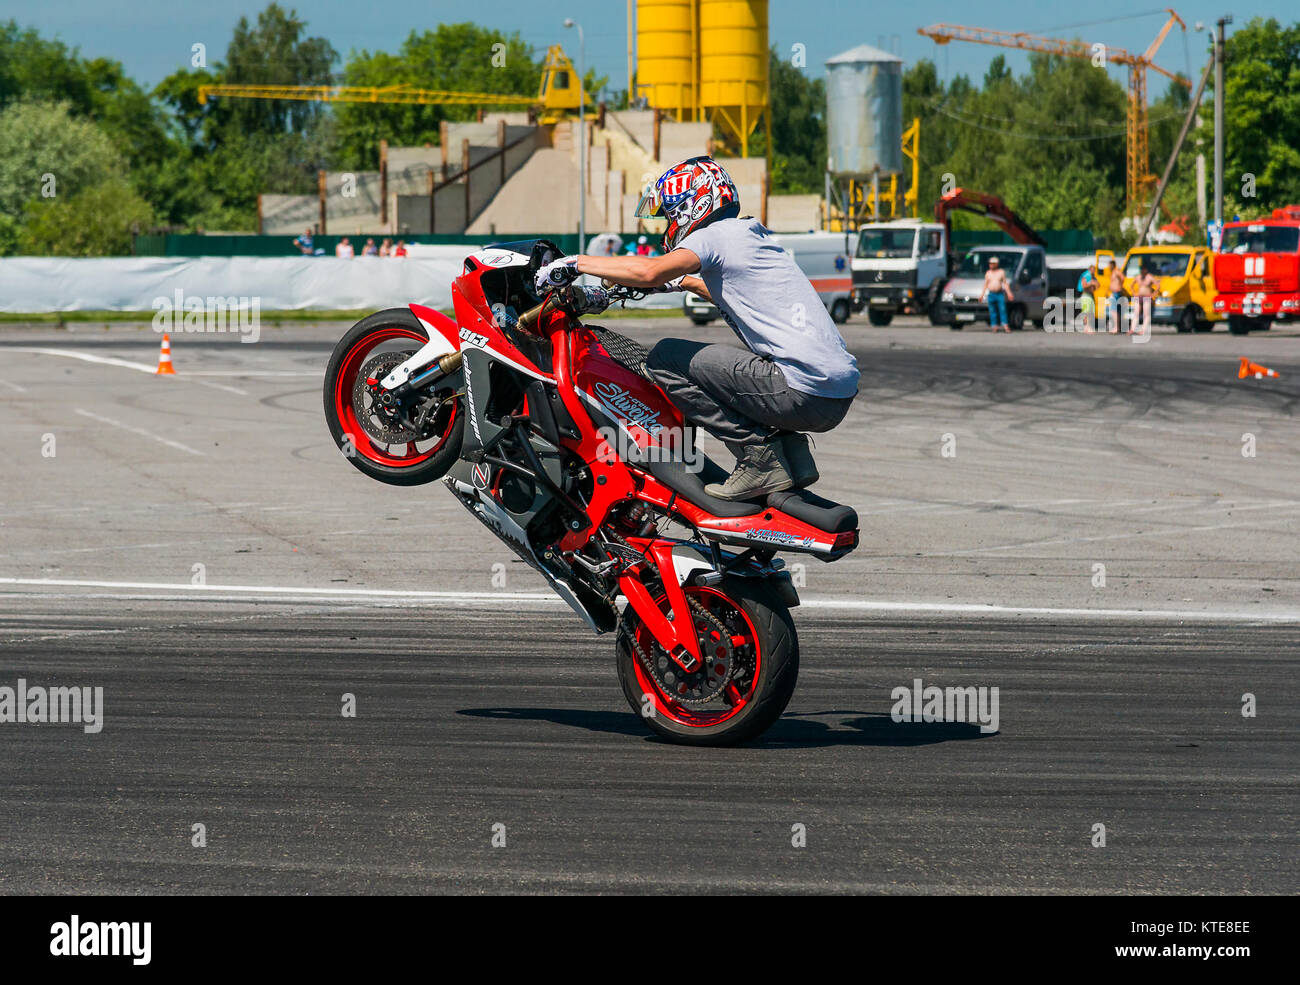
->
xmin=535 ymin=256 xmax=579 ymax=294
xmin=646 ymin=275 xmax=686 ymax=294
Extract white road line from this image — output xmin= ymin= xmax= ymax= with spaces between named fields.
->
xmin=73 ymin=408 xmax=205 ymax=457
xmin=0 ymin=378 xmax=28 ymax=393
xmin=0 ymin=577 xmax=1295 ymax=622
xmin=9 ymin=346 xmax=247 ymax=395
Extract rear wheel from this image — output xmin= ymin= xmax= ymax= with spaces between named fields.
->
xmin=830 ymin=298 xmax=851 ymax=324
xmin=1228 ymin=316 xmax=1251 ymax=335
xmin=1007 ymin=305 xmax=1026 ymax=330
xmin=323 ymin=308 xmax=464 ymax=486
xmin=689 ymin=315 xmax=713 ymax=326
xmin=929 ymin=300 xmax=953 ymax=326
xmin=867 ymin=308 xmax=893 ymax=326
xmin=1177 ymin=305 xmax=1200 ymax=333
xmin=616 ymin=578 xmax=798 ymax=746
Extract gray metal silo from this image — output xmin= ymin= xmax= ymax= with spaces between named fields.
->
xmin=825 ymin=44 xmax=903 ymax=178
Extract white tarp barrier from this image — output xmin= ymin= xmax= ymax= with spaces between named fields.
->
xmin=0 ymin=251 xmax=681 ymax=312
xmin=0 ymin=253 xmax=471 ymax=313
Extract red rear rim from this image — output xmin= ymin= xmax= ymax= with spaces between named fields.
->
xmin=630 ymin=586 xmax=762 ymax=729
xmin=332 ymin=326 xmax=458 ymax=468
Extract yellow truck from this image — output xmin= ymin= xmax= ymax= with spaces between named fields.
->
xmin=1093 ymin=245 xmax=1221 ymax=333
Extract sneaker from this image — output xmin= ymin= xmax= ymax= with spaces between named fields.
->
xmin=704 ymin=441 xmax=794 ymax=501
xmin=779 ymin=433 xmax=819 ymax=489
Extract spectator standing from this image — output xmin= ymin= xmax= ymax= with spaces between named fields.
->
xmin=1077 ymin=263 xmax=1098 ymax=333
xmin=293 ymin=227 xmax=314 ymax=255
xmin=1106 ymin=261 xmax=1126 ymax=333
xmin=1131 ymin=262 xmax=1159 ymax=335
xmin=981 ymin=256 xmax=1014 ymax=333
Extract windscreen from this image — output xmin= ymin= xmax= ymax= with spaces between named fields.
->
xmin=1124 ymin=252 xmax=1190 ymax=277
xmin=856 ymin=228 xmax=916 ymax=259
xmin=1222 ymin=225 xmax=1300 ymax=254
xmin=956 ymin=250 xmax=1022 ymax=276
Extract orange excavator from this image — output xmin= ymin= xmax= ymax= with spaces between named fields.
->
xmin=934 ymin=187 xmax=1045 ymax=248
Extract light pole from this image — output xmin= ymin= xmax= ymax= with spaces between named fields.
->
xmin=1213 ymin=15 xmax=1232 ymax=237
xmin=564 ymin=18 xmax=586 ymax=254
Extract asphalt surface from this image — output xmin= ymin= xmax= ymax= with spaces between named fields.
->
xmin=1 ymin=316 xmax=1297 ymax=894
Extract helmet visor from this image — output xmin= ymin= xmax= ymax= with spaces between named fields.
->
xmin=633 ymin=182 xmax=662 ymax=219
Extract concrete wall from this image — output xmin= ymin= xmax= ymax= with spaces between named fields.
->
xmin=766 ymin=194 xmax=823 ymax=233
xmin=659 ymin=121 xmax=711 ymax=167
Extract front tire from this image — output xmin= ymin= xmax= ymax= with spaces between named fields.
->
xmin=616 ymin=578 xmax=798 ymax=746
xmin=867 ymin=308 xmax=893 ymax=326
xmin=323 ymin=308 xmax=464 ymax=486
xmin=1007 ymin=304 xmax=1026 ymax=330
xmin=830 ymin=298 xmax=851 ymax=324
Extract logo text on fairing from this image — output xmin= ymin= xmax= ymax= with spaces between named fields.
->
xmin=592 ymin=381 xmax=663 ymax=435
xmin=459 ymin=327 xmax=488 ymax=348
xmin=746 ymin=528 xmax=817 ymax=548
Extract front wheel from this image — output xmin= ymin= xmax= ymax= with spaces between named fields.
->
xmin=616 ymin=578 xmax=798 ymax=746
xmin=867 ymin=308 xmax=893 ymax=326
xmin=1007 ymin=304 xmax=1026 ymax=330
xmin=323 ymin=308 xmax=464 ymax=486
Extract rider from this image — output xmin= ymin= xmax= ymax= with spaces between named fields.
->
xmin=534 ymin=156 xmax=859 ymax=501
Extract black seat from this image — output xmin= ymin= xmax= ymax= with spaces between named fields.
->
xmin=766 ymin=489 xmax=858 ymax=533
xmin=642 ymin=454 xmax=858 ymax=532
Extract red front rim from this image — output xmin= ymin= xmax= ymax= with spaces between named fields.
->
xmin=332 ymin=326 xmax=458 ymax=468
xmin=630 ymin=586 xmax=762 ymax=728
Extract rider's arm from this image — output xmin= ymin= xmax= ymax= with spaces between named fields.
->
xmin=681 ymin=275 xmax=710 ymax=301
xmin=575 ymin=248 xmax=700 ymax=289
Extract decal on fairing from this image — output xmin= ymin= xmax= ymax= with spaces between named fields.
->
xmin=591 ymin=380 xmax=664 ymax=436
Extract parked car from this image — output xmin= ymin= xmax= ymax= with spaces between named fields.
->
xmin=938 ymin=245 xmax=1050 ymax=330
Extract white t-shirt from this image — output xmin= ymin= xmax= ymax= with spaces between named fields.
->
xmin=679 ymin=217 xmax=859 ymax=398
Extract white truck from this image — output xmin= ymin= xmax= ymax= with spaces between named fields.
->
xmin=850 ymin=219 xmax=950 ymax=326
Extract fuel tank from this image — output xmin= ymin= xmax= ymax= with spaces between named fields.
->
xmin=570 ymin=331 xmax=690 ymax=461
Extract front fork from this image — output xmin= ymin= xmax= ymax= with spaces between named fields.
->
xmin=618 ymin=539 xmax=705 ymax=673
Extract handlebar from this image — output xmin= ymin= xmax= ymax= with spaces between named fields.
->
xmin=516 ymin=284 xmax=645 ymax=332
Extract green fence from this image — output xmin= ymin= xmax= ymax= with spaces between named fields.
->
xmin=134 ymin=233 xmax=584 ymax=257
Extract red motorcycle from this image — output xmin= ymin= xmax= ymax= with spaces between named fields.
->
xmin=323 ymin=241 xmax=858 ymax=745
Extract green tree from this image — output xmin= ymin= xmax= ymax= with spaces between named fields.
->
xmin=1219 ymin=17 xmax=1300 ymax=212
xmin=19 ymin=177 xmax=154 ymax=255
xmin=0 ymin=99 xmax=124 ymax=219
xmin=750 ymin=49 xmax=825 ymax=194
xmin=331 ymin=24 xmax=541 ymax=170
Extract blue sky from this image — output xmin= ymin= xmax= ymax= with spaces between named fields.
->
xmin=1 ymin=1 xmax=1288 ymax=98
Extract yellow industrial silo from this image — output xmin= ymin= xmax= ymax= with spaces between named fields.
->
xmin=631 ymin=0 xmax=770 ymax=158
xmin=634 ymin=0 xmax=696 ymax=123
xmin=697 ymin=0 xmax=768 ymax=157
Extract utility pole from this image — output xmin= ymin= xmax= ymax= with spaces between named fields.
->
xmin=565 ymin=18 xmax=586 ymax=254
xmin=1213 ymin=15 xmax=1232 ymax=233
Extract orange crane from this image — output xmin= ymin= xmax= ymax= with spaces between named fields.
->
xmin=918 ymin=9 xmax=1192 ymax=216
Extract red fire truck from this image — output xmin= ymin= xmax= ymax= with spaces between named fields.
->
xmin=1213 ymin=205 xmax=1300 ymax=334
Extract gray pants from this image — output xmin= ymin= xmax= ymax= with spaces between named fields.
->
xmin=645 ymin=339 xmax=854 ymax=447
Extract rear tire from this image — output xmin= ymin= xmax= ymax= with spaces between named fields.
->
xmin=690 ymin=316 xmax=713 ymax=326
xmin=1177 ymin=305 xmax=1200 ymax=333
xmin=1007 ymin=305 xmax=1025 ymax=330
xmin=323 ymin=308 xmax=464 ymax=486
xmin=1228 ymin=316 xmax=1251 ymax=335
xmin=830 ymin=298 xmax=851 ymax=324
xmin=867 ymin=308 xmax=893 ymax=326
xmin=616 ymin=577 xmax=798 ymax=747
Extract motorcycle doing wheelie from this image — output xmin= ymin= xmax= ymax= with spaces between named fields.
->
xmin=323 ymin=240 xmax=859 ymax=745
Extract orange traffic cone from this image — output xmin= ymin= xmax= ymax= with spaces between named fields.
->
xmin=1238 ymin=357 xmax=1279 ymax=380
xmin=155 ymin=333 xmax=176 ymax=375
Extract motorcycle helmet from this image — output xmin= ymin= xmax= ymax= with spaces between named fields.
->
xmin=634 ymin=156 xmax=740 ymax=252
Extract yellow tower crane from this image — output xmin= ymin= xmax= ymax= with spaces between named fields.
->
xmin=198 ymin=45 xmax=589 ymax=125
xmin=918 ymin=9 xmax=1192 ymax=216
